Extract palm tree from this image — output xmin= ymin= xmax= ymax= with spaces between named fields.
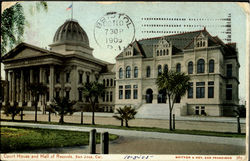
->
xmin=27 ymin=83 xmax=47 ymax=122
xmin=113 ymin=106 xmax=137 ymax=127
xmin=3 ymin=102 xmax=22 ymax=121
xmin=156 ymin=70 xmax=190 ymax=130
xmin=82 ymin=82 xmax=105 ymax=125
xmin=50 ymin=97 xmax=76 ymax=124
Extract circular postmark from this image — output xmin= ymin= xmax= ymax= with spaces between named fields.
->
xmin=94 ymin=12 xmax=135 ymax=51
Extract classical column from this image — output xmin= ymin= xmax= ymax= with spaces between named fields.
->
xmin=38 ymin=67 xmax=44 ymax=111
xmin=9 ymin=71 xmax=12 ymax=103
xmin=19 ymin=70 xmax=24 ymax=107
xmin=16 ymin=74 xmax=20 ymax=104
xmin=49 ymin=65 xmax=54 ymax=102
xmin=27 ymin=69 xmax=33 ymax=107
xmin=11 ymin=71 xmax=16 ymax=105
xmin=4 ymin=70 xmax=9 ymax=105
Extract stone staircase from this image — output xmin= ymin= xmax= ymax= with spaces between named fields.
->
xmin=135 ymin=104 xmax=170 ymax=119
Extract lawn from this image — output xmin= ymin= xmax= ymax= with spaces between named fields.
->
xmin=1 ymin=126 xmax=118 ymax=153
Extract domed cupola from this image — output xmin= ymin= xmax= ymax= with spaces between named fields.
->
xmin=53 ymin=19 xmax=89 ymax=46
xmin=49 ymin=19 xmax=93 ymax=56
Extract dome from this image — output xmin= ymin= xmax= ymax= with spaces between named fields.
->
xmin=53 ymin=19 xmax=89 ymax=46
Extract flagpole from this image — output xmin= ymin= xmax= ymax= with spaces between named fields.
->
xmin=71 ymin=2 xmax=73 ymax=20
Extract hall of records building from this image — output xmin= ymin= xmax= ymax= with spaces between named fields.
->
xmin=2 ymin=19 xmax=240 ymax=116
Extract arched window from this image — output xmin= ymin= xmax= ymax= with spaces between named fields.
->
xmin=157 ymin=50 xmax=159 ymax=56
xmin=176 ymin=63 xmax=181 ymax=72
xmin=146 ymin=66 xmax=151 ymax=77
xmin=197 ymin=42 xmax=199 ymax=47
xmin=164 ymin=64 xmax=168 ymax=73
xmin=160 ymin=50 xmax=162 ymax=56
xmin=126 ymin=66 xmax=131 ymax=78
xmin=134 ymin=66 xmax=138 ymax=78
xmin=203 ymin=41 xmax=205 ymax=47
xmin=167 ymin=49 xmax=169 ymax=55
xmin=119 ymin=68 xmax=123 ymax=79
xmin=188 ymin=61 xmax=193 ymax=74
xmin=158 ymin=65 xmax=162 ymax=76
xmin=110 ymin=79 xmax=113 ymax=86
xmin=107 ymin=79 xmax=109 ymax=87
xmin=103 ymin=79 xmax=105 ymax=86
xmin=209 ymin=60 xmax=214 ymax=73
xmin=163 ymin=50 xmax=166 ymax=55
xmin=197 ymin=59 xmax=205 ymax=73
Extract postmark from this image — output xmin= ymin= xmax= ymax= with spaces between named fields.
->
xmin=94 ymin=12 xmax=135 ymax=51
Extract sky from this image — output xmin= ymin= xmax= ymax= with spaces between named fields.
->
xmin=1 ymin=1 xmax=248 ymax=102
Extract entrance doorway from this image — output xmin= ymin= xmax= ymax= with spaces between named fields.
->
xmin=146 ymin=89 xmax=153 ymax=103
xmin=158 ymin=89 xmax=166 ymax=103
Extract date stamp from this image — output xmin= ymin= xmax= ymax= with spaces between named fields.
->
xmin=94 ymin=12 xmax=135 ymax=51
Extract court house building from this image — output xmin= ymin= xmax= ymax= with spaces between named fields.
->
xmin=2 ymin=19 xmax=239 ymax=116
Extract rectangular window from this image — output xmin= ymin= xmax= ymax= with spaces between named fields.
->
xmin=133 ymin=85 xmax=138 ymax=99
xmin=196 ymin=82 xmax=205 ymax=98
xmin=106 ymin=92 xmax=109 ymax=102
xmin=226 ymin=84 xmax=232 ymax=100
xmin=78 ymin=90 xmax=82 ymax=101
xmin=195 ymin=106 xmax=199 ymax=115
xmin=208 ymin=87 xmax=214 ymax=98
xmin=66 ymin=91 xmax=70 ymax=99
xmin=119 ymin=86 xmax=123 ymax=99
xmin=188 ymin=82 xmax=193 ymax=98
xmin=125 ymin=85 xmax=131 ymax=99
xmin=201 ymin=106 xmax=205 ymax=115
xmin=79 ymin=73 xmax=83 ymax=84
xmin=110 ymin=91 xmax=113 ymax=102
xmin=227 ymin=64 xmax=232 ymax=77
xmin=66 ymin=73 xmax=70 ymax=83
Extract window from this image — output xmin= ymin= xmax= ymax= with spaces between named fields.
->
xmin=66 ymin=91 xmax=70 ymax=99
xmin=158 ymin=65 xmax=162 ymax=76
xmin=125 ymin=85 xmax=131 ymax=99
xmin=133 ymin=85 xmax=138 ymax=99
xmin=102 ymin=93 xmax=105 ymax=102
xmin=110 ymin=91 xmax=113 ymax=102
xmin=106 ymin=92 xmax=109 ymax=102
xmin=119 ymin=86 xmax=123 ymax=99
xmin=119 ymin=68 xmax=123 ymax=79
xmin=134 ymin=67 xmax=138 ymax=78
xmin=197 ymin=59 xmax=205 ymax=73
xmin=86 ymin=75 xmax=90 ymax=83
xmin=56 ymin=91 xmax=60 ymax=98
xmin=46 ymin=91 xmax=49 ymax=101
xmin=46 ymin=73 xmax=49 ymax=84
xmin=166 ymin=49 xmax=169 ymax=55
xmin=227 ymin=64 xmax=232 ymax=77
xmin=157 ymin=50 xmax=159 ymax=56
xmin=208 ymin=81 xmax=214 ymax=98
xmin=126 ymin=66 xmax=131 ymax=78
xmin=209 ymin=60 xmax=214 ymax=73
xmin=164 ymin=64 xmax=168 ymax=73
xmin=226 ymin=84 xmax=232 ymax=100
xmin=114 ymin=80 xmax=116 ymax=86
xmin=163 ymin=50 xmax=165 ymax=55
xmin=188 ymin=61 xmax=193 ymax=74
xmin=78 ymin=90 xmax=82 ymax=101
xmin=196 ymin=82 xmax=205 ymax=98
xmin=160 ymin=50 xmax=162 ymax=56
xmin=66 ymin=73 xmax=70 ymax=83
xmin=110 ymin=79 xmax=113 ymax=86
xmin=103 ymin=79 xmax=105 ymax=86
xmin=146 ymin=66 xmax=151 ymax=77
xmin=201 ymin=106 xmax=205 ymax=115
xmin=176 ymin=63 xmax=181 ymax=72
xmin=203 ymin=41 xmax=205 ymax=47
xmin=188 ymin=82 xmax=193 ymax=98
xmin=195 ymin=106 xmax=199 ymax=115
xmin=107 ymin=79 xmax=109 ymax=87
xmin=56 ymin=73 xmax=60 ymax=83
xmin=78 ymin=73 xmax=83 ymax=84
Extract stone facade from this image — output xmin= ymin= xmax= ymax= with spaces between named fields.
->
xmin=2 ymin=19 xmax=239 ymax=116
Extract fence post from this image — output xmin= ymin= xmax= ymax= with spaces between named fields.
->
xmin=101 ymin=132 xmax=109 ymax=154
xmin=89 ymin=129 xmax=96 ymax=154
xmin=173 ymin=114 xmax=175 ymax=130
xmin=48 ymin=111 xmax=51 ymax=122
xmin=21 ymin=109 xmax=23 ymax=121
xmin=81 ymin=111 xmax=83 ymax=125
xmin=237 ymin=116 xmax=241 ymax=134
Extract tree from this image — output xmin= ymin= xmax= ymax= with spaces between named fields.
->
xmin=50 ymin=97 xmax=76 ymax=124
xmin=113 ymin=106 xmax=137 ymax=127
xmin=27 ymin=83 xmax=47 ymax=122
xmin=156 ymin=70 xmax=190 ymax=130
xmin=82 ymin=82 xmax=105 ymax=125
xmin=3 ymin=102 xmax=23 ymax=121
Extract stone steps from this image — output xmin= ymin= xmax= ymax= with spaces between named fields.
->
xmin=135 ymin=104 xmax=170 ymax=119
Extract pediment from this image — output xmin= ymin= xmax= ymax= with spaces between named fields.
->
xmin=157 ymin=37 xmax=170 ymax=47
